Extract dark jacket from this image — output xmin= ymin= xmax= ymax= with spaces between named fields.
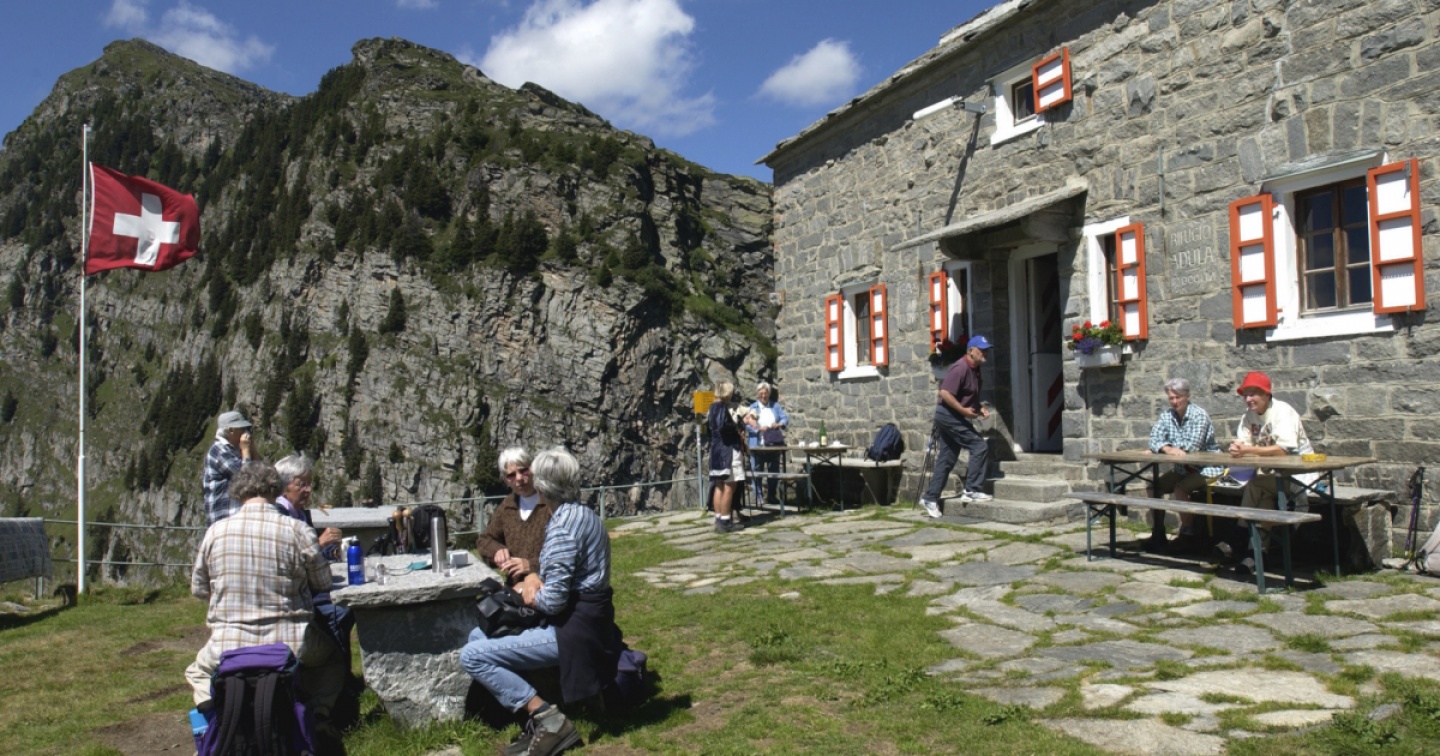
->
xmin=552 ymin=588 xmax=623 ymax=704
xmin=707 ymin=402 xmax=745 ymax=472
xmin=475 ymin=494 xmax=557 ymax=584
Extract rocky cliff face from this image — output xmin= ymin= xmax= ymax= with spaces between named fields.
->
xmin=0 ymin=38 xmax=774 ymax=584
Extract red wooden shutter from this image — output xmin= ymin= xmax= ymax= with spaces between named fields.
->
xmin=1032 ymin=47 xmax=1072 ymax=113
xmin=1228 ymin=194 xmax=1278 ymax=328
xmin=1368 ymin=159 xmax=1426 ymax=313
xmin=927 ymin=271 xmax=948 ymax=349
xmin=869 ymin=283 xmax=889 ymax=367
xmin=1114 ymin=222 xmax=1149 ymax=340
xmin=824 ymin=294 xmax=844 ymax=372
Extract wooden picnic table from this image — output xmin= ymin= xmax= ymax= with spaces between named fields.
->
xmin=1084 ymin=450 xmax=1377 ymax=578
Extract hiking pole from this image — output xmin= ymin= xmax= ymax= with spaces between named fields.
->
xmin=912 ymin=424 xmax=938 ymax=509
xmin=1403 ymin=464 xmax=1426 ymax=565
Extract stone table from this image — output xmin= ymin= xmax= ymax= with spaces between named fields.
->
xmin=330 ymin=554 xmax=501 ymax=727
xmin=310 ymin=507 xmax=396 ymax=552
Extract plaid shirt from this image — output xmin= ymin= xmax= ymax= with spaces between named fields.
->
xmin=203 ymin=439 xmax=245 ymax=526
xmin=191 ymin=500 xmax=332 ymax=654
xmin=1148 ymin=403 xmax=1224 ymax=477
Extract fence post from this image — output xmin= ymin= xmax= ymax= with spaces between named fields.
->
xmin=695 ymin=424 xmax=705 ymax=511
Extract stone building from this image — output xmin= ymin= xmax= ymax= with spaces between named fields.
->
xmin=759 ymin=0 xmax=1437 ymax=559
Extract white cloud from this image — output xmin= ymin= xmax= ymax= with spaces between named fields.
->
xmin=397 ymin=0 xmax=439 ymax=9
xmin=757 ymin=39 xmax=861 ymax=107
xmin=476 ymin=0 xmax=715 ymax=137
xmin=104 ymin=0 xmax=274 ymax=75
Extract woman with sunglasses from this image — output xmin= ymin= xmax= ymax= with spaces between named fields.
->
xmin=476 ymin=447 xmax=556 ymax=585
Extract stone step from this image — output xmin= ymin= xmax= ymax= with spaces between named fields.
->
xmin=990 ymin=477 xmax=1073 ymax=503
xmin=934 ymin=495 xmax=1080 ymax=524
xmin=998 ymin=459 xmax=1091 ymax=480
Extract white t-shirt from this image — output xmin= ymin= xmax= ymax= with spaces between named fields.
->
xmin=517 ymin=492 xmax=541 ymax=521
xmin=1236 ymin=398 xmax=1318 ymax=486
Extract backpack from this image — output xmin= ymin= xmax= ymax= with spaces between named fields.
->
xmin=199 ymin=643 xmax=315 ymax=756
xmin=865 ymin=423 xmax=904 ymax=462
xmin=408 ymin=504 xmax=446 ymax=554
xmin=606 ymin=644 xmax=651 ymax=711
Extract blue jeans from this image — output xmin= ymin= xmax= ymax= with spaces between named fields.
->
xmin=923 ymin=407 xmax=988 ymax=501
xmin=459 ymin=625 xmax=559 ymax=712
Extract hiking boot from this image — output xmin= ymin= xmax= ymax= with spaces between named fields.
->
xmin=714 ymin=518 xmax=728 ymax=534
xmin=962 ymin=490 xmax=993 ymax=503
xmin=501 ymin=717 xmax=537 ymax=756
xmin=1170 ymin=532 xmax=1202 ymax=555
xmin=726 ymin=518 xmax=746 ymax=533
xmin=1232 ymin=557 xmax=1257 ymax=579
xmin=1142 ymin=533 xmax=1171 ymax=554
xmin=524 ymin=707 xmax=580 ymax=756
xmin=1212 ymin=541 xmax=1234 ymax=561
xmin=919 ymin=498 xmax=942 ymax=518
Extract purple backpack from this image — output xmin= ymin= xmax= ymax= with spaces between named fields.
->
xmin=198 ymin=643 xmax=316 ymax=755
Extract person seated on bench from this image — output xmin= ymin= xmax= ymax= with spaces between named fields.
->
xmin=459 ymin=447 xmax=624 ymax=756
xmin=185 ymin=462 xmax=348 ymax=727
xmin=1142 ymin=378 xmax=1222 ymax=554
xmin=476 ymin=447 xmax=557 ymax=586
xmin=1222 ymin=371 xmax=1319 ymax=574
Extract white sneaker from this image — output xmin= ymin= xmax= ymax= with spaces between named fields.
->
xmin=963 ymin=490 xmax=993 ymax=502
xmin=919 ymin=498 xmax=942 ymax=518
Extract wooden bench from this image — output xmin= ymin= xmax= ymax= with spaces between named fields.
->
xmin=1073 ymin=491 xmax=1322 ymax=593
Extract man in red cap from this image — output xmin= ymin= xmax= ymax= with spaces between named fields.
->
xmin=918 ymin=335 xmax=995 ymax=517
xmin=1223 ymin=371 xmax=1318 ymax=574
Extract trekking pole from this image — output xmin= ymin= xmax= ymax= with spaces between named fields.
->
xmin=912 ymin=424 xmax=938 ymax=509
xmin=1403 ymin=465 xmax=1426 ymax=565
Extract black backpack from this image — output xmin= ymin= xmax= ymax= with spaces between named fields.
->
xmin=408 ymin=504 xmax=446 ymax=553
xmin=865 ymin=423 xmax=904 ymax=462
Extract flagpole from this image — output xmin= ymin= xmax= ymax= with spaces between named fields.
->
xmin=77 ymin=123 xmax=90 ymax=596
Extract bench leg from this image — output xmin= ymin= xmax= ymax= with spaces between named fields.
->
xmin=1086 ymin=504 xmax=1116 ymax=561
xmin=1280 ymin=524 xmax=1295 ymax=590
xmin=1249 ymin=522 xmax=1267 ymax=594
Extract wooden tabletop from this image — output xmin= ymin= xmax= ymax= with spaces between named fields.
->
xmin=1084 ymin=449 xmax=1377 ymax=472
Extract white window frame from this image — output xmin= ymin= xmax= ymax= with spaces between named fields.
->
xmin=943 ymin=260 xmax=973 ymax=342
xmin=837 ymin=282 xmax=880 ymax=380
xmin=1262 ymin=154 xmax=1393 ymax=342
xmin=1082 ymin=215 xmax=1130 ymax=327
xmin=990 ymin=59 xmax=1046 ymax=147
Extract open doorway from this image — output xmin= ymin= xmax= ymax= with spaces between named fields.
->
xmin=1008 ymin=245 xmax=1064 ymax=452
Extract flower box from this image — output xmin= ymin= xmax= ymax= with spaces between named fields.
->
xmin=1074 ymin=345 xmax=1123 ymax=369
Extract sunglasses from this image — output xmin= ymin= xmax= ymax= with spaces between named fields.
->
xmin=505 ymin=467 xmax=531 ymax=479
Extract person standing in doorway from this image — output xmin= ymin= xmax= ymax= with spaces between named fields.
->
xmin=918 ymin=336 xmax=994 ymax=518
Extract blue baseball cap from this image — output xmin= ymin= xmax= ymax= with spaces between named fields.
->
xmin=967 ymin=335 xmax=993 ymax=350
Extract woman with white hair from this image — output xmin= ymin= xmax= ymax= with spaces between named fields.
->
xmin=706 ymin=380 xmax=749 ymax=533
xmin=476 ymin=446 xmax=557 ymax=585
xmin=746 ymin=381 xmax=789 ymax=505
xmin=460 ymin=447 xmax=623 ymax=756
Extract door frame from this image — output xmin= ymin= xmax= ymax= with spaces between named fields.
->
xmin=1007 ymin=243 xmax=1063 ymax=452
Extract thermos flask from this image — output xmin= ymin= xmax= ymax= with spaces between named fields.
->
xmin=346 ymin=538 xmax=364 ymax=585
xmin=430 ymin=513 xmax=448 ymax=573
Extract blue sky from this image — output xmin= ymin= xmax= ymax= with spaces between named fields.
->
xmin=0 ymin=1 xmax=994 ymax=182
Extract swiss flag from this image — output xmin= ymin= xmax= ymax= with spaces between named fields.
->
xmin=86 ymin=163 xmax=200 ymax=275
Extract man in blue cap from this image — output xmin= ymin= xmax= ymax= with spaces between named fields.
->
xmin=919 ymin=335 xmax=994 ymax=517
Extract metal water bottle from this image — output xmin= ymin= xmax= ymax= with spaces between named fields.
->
xmin=346 ymin=538 xmax=365 ymax=586
xmin=430 ymin=513 xmax=448 ymax=573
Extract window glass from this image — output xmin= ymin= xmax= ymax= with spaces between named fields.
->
xmin=1102 ymin=233 xmax=1121 ymax=324
xmin=852 ymin=291 xmax=872 ymax=365
xmin=1296 ymin=179 xmax=1370 ymax=312
xmin=1011 ymin=79 xmax=1035 ymax=123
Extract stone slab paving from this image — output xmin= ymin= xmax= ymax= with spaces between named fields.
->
xmin=631 ymin=506 xmax=1440 ymax=752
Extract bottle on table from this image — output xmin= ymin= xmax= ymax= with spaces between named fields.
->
xmin=818 ymin=420 xmax=828 ymax=446
xmin=346 ymin=538 xmax=364 ymax=586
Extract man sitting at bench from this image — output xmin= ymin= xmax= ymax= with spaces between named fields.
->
xmin=1221 ymin=371 xmax=1318 ymax=575
xmin=1143 ymin=378 xmax=1222 ymax=554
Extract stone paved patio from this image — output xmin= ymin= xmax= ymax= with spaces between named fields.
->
xmin=613 ymin=506 xmax=1440 ymax=754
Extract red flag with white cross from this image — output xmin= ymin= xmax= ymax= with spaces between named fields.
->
xmin=85 ymin=163 xmax=200 ymax=275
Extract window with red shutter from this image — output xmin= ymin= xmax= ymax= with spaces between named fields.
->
xmin=869 ymin=283 xmax=889 ymax=367
xmin=1114 ymin=222 xmax=1149 ymax=340
xmin=1368 ymin=159 xmax=1425 ymax=313
xmin=1229 ymin=194 xmax=1278 ymax=328
xmin=824 ymin=294 xmax=844 ymax=372
xmin=1032 ymin=47 xmax=1072 ymax=114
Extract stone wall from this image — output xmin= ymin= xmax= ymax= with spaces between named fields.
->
xmin=764 ymin=0 xmax=1440 ymax=556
